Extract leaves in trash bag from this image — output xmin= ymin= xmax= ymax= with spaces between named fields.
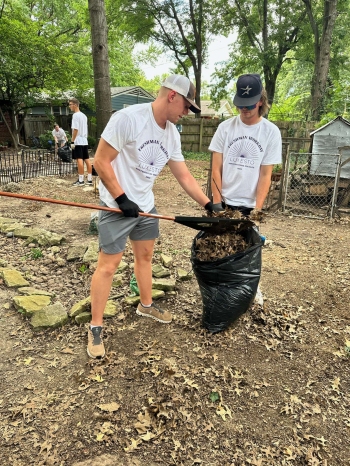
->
xmin=195 ymin=231 xmax=248 ymax=261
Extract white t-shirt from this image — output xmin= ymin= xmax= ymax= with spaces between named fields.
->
xmin=52 ymin=128 xmax=66 ymax=141
xmin=100 ymin=103 xmax=184 ymax=212
xmin=209 ymin=116 xmax=282 ymax=207
xmin=71 ymin=111 xmax=88 ymax=145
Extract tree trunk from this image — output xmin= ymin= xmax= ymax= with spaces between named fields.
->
xmin=88 ymin=0 xmax=112 ymax=141
xmin=303 ymin=0 xmax=338 ymax=121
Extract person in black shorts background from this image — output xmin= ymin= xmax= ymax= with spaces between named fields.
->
xmin=68 ymin=98 xmax=93 ymax=186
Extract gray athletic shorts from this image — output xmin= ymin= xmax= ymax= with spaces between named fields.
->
xmin=98 ymin=202 xmax=159 ymax=254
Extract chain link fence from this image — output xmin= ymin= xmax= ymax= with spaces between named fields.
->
xmin=0 ymin=149 xmax=77 ymax=185
xmin=282 ymin=151 xmax=350 ymax=218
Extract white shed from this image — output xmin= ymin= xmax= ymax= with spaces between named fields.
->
xmin=310 ymin=116 xmax=350 ymax=179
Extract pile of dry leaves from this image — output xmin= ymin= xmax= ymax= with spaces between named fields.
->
xmin=194 ymin=208 xmax=264 ymax=261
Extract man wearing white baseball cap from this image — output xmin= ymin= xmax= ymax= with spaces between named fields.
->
xmin=86 ymin=74 xmax=213 ymax=359
xmin=209 ymin=73 xmax=282 ymax=307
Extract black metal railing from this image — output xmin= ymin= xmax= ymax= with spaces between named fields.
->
xmin=0 ymin=149 xmax=77 ymax=185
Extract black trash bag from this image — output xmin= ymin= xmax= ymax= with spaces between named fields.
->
xmin=57 ymin=143 xmax=72 ymax=163
xmin=191 ymin=227 xmax=263 ymax=333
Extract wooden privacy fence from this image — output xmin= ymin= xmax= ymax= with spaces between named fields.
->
xmin=23 ymin=116 xmax=97 ymax=145
xmin=178 ymin=118 xmax=316 ymax=154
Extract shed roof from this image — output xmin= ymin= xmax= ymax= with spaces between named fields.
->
xmin=110 ymin=86 xmax=155 ymax=100
xmin=199 ymin=100 xmax=233 ymax=117
xmin=310 ymin=116 xmax=350 ymax=136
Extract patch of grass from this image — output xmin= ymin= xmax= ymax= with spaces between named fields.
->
xmin=31 ymin=248 xmax=43 ymax=259
xmin=79 ymin=264 xmax=88 ymax=274
xmin=183 ymin=151 xmax=211 ymax=161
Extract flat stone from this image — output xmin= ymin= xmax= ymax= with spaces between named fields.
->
xmin=160 ymin=254 xmax=173 ymax=268
xmin=17 ymin=287 xmax=55 ymax=297
xmin=152 ymin=278 xmax=176 ymax=291
xmin=67 ymin=245 xmax=88 ymax=262
xmin=152 ymin=264 xmax=171 ymax=278
xmin=104 ymin=300 xmax=121 ymax=318
xmin=0 ymin=222 xmax=26 ymax=233
xmin=1 ymin=269 xmax=30 ymax=288
xmin=112 ymin=274 xmax=123 ymax=288
xmin=69 ymin=296 xmax=91 ymax=317
xmin=117 ymin=261 xmax=129 ymax=273
xmin=13 ymin=294 xmax=52 ymax=317
xmin=75 ymin=312 xmax=91 ymax=325
xmin=31 ymin=302 xmax=68 ymax=331
xmin=83 ymin=240 xmax=99 ymax=263
xmin=124 ymin=289 xmax=165 ymax=306
xmin=177 ymin=268 xmax=193 ymax=281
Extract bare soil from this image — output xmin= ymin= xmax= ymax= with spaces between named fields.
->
xmin=0 ymin=161 xmax=349 ymax=466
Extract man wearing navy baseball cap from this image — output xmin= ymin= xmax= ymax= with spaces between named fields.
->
xmin=209 ymin=73 xmax=282 ymax=307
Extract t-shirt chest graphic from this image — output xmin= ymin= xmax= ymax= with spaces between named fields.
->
xmin=136 ymin=138 xmax=170 ymax=178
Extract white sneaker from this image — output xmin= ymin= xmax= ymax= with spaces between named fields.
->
xmin=254 ymin=285 xmax=264 ymax=306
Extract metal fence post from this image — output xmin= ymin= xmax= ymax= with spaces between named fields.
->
xmin=21 ymin=150 xmax=26 ymax=180
xmin=330 ymin=152 xmax=342 ymax=219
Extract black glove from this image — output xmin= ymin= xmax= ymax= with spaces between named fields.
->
xmin=212 ymin=202 xmax=225 ymax=212
xmin=204 ymin=201 xmax=214 ymax=213
xmin=115 ymin=193 xmax=142 ymax=218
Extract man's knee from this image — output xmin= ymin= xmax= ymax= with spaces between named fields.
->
xmin=97 ymin=251 xmax=123 ymax=276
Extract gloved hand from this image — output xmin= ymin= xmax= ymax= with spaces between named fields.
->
xmin=212 ymin=202 xmax=225 ymax=212
xmin=204 ymin=201 xmax=214 ymax=213
xmin=70 ymin=142 xmax=75 ymax=150
xmin=115 ymin=193 xmax=143 ymax=218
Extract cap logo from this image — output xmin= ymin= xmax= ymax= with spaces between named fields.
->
xmin=241 ymin=85 xmax=252 ymax=95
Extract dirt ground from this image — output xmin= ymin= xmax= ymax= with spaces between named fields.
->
xmin=0 ymin=161 xmax=349 ymax=466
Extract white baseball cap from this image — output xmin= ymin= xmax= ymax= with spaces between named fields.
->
xmin=162 ymin=74 xmax=201 ymax=113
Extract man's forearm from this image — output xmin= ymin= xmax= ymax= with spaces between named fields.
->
xmin=255 ymin=176 xmax=271 ymax=209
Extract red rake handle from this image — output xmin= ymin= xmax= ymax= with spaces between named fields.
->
xmin=0 ymin=191 xmax=176 ymax=222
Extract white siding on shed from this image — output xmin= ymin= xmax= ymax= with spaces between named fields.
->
xmin=311 ymin=118 xmax=350 ymax=179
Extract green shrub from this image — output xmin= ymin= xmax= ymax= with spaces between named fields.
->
xmin=88 ymin=136 xmax=96 ymax=149
xmin=39 ymin=130 xmax=55 ymax=150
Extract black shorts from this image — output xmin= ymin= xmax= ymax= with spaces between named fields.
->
xmin=72 ymin=145 xmax=89 ymax=160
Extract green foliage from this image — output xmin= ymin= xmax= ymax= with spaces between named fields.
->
xmin=87 ymin=136 xmax=96 ymax=149
xmin=183 ymin=151 xmax=211 ymax=161
xmin=79 ymin=264 xmax=88 ymax=274
xmin=209 ymin=391 xmax=220 ymax=402
xmin=39 ymin=130 xmax=55 ymax=150
xmin=272 ymin=164 xmax=282 ymax=173
xmin=31 ymin=248 xmax=43 ymax=259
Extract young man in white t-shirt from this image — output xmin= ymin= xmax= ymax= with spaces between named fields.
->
xmin=209 ymin=73 xmax=282 ymax=306
xmin=87 ymin=74 xmax=214 ymax=358
xmin=68 ymin=98 xmax=93 ymax=186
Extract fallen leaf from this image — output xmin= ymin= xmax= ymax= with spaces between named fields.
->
xmin=98 ymin=402 xmax=120 ymax=412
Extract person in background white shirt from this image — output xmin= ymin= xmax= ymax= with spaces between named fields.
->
xmin=68 ymin=98 xmax=93 ymax=187
xmin=52 ymin=123 xmax=67 ymax=152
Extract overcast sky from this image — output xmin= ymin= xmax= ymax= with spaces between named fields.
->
xmin=138 ymin=35 xmax=234 ymax=83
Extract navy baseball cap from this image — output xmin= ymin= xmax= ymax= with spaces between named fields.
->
xmin=233 ymin=74 xmax=263 ymax=107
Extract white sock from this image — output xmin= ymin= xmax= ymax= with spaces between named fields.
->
xmin=90 ymin=324 xmax=102 ymax=329
xmin=141 ymin=302 xmax=152 ymax=308
xmin=79 ymin=174 xmax=84 ymax=182
xmin=87 ymin=174 xmax=92 ymax=181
